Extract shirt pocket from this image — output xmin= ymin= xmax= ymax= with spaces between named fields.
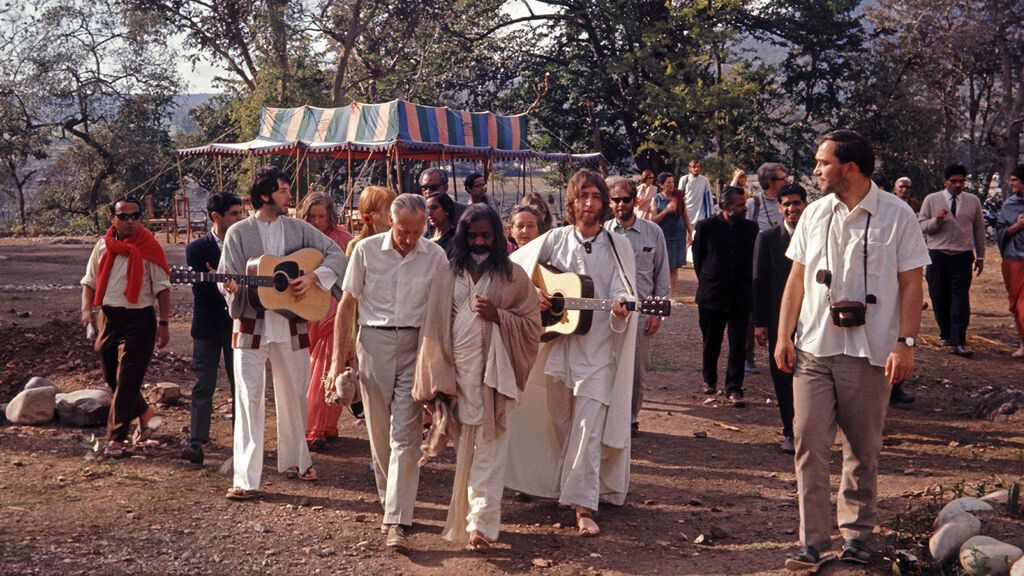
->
xmin=637 ymin=247 xmax=656 ymax=277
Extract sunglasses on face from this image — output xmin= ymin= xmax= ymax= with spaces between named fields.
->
xmin=115 ymin=212 xmax=142 ymax=221
xmin=609 ymin=197 xmax=634 ymax=204
xmin=420 ymin=183 xmax=442 ymax=192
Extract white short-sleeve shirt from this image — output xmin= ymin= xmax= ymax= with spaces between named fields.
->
xmin=787 ymin=183 xmax=930 ymax=367
xmin=342 ymin=232 xmax=448 ymax=328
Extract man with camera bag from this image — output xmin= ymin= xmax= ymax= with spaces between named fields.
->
xmin=774 ymin=130 xmax=929 ymax=571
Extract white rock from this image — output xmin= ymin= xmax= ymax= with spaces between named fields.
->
xmin=5 ymin=387 xmax=56 ymax=425
xmin=980 ymin=490 xmax=1010 ymax=504
xmin=55 ymin=389 xmax=112 ymax=427
xmin=1011 ymin=556 xmax=1024 ymax=576
xmin=960 ymin=535 xmax=1023 ymax=575
xmin=929 ymin=512 xmax=981 ymax=563
xmin=23 ymin=376 xmax=56 ymax=392
xmin=936 ymin=497 xmax=994 ymax=527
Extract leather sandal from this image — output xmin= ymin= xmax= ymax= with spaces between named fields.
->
xmin=576 ymin=510 xmax=600 ymax=537
xmin=225 ymin=487 xmax=259 ymax=501
xmin=839 ymin=539 xmax=870 ymax=564
xmin=467 ymin=531 xmax=492 ymax=552
xmin=103 ymin=442 xmax=131 ymax=459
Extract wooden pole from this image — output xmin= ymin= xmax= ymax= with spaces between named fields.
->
xmin=394 ymin=145 xmax=403 ymax=193
xmin=216 ymin=154 xmax=223 ymax=193
xmin=347 ymin=149 xmax=354 ymax=229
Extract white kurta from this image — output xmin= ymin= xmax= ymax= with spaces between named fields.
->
xmin=505 ymin=227 xmax=637 ymax=508
xmin=444 ymin=271 xmax=510 ymax=542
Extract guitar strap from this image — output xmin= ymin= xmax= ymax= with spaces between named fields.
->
xmin=603 ymin=228 xmax=636 ymax=299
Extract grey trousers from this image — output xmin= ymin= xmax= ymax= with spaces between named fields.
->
xmin=792 ymin=349 xmax=890 ymax=551
xmin=190 ymin=334 xmax=235 ymax=443
xmin=357 ymin=326 xmax=421 ymax=527
xmin=631 ymin=316 xmax=651 ymax=425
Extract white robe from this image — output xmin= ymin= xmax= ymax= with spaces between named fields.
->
xmin=505 ymin=227 xmax=638 ymax=505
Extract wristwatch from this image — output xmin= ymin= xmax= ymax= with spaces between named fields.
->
xmin=158 ymin=320 xmax=169 ymax=327
xmin=897 ymin=336 xmax=916 ymax=348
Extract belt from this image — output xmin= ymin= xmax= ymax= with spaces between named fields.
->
xmin=367 ymin=325 xmax=417 ymax=331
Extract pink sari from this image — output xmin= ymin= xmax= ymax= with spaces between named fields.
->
xmin=306 ymin=225 xmax=353 ymax=442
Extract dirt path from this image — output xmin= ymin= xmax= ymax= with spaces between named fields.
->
xmin=1 ymin=237 xmax=1022 ymax=575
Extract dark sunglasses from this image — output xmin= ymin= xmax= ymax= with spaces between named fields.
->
xmin=609 ymin=197 xmax=634 ymax=204
xmin=115 ymin=212 xmax=142 ymax=221
xmin=420 ymin=183 xmax=442 ymax=192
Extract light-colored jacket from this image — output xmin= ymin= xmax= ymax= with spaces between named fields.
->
xmin=219 ymin=215 xmax=348 ymax=350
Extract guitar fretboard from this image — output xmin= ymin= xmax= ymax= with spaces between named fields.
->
xmin=560 ymin=298 xmax=638 ymax=312
xmin=177 ymin=271 xmax=276 ymax=288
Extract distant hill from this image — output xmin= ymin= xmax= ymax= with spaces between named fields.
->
xmin=170 ymin=93 xmax=216 ymax=135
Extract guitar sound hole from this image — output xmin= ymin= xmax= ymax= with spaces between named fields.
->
xmin=548 ymin=294 xmax=565 ymax=316
xmin=271 ymin=261 xmax=301 ymax=292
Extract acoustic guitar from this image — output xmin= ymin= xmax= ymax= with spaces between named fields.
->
xmin=170 ymin=247 xmax=331 ymax=322
xmin=533 ymin=264 xmax=672 ymax=341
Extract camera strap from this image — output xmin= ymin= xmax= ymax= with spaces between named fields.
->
xmin=823 ymin=210 xmax=872 ymax=304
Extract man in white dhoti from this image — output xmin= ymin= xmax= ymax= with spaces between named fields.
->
xmin=415 ymin=204 xmax=541 ymax=550
xmin=326 ymin=194 xmax=448 ymax=551
xmin=507 ymin=169 xmax=638 ymax=537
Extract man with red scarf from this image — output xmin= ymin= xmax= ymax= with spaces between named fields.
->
xmin=80 ymin=197 xmax=171 ymax=459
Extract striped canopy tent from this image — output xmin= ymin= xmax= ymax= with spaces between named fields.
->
xmin=177 ymin=100 xmax=601 ymax=163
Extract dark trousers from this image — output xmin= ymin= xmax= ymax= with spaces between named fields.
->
xmin=926 ymin=250 xmax=974 ymax=345
xmin=190 ymin=333 xmax=235 ymax=443
xmin=767 ymin=333 xmax=794 ymax=437
xmin=698 ymin=305 xmax=749 ymax=393
xmin=96 ymin=306 xmax=156 ymax=442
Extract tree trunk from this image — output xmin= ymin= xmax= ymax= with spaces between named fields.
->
xmin=268 ymin=0 xmax=290 ymax=103
xmin=331 ymin=0 xmax=363 ymax=106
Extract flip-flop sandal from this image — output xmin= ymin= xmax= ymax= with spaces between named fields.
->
xmin=132 ymin=415 xmax=164 ymax=445
xmin=467 ymin=532 xmax=492 ymax=552
xmin=576 ymin=511 xmax=600 ymax=537
xmin=284 ymin=466 xmax=318 ymax=481
xmin=784 ymin=546 xmax=828 ymax=571
xmin=103 ymin=443 xmax=131 ymax=459
xmin=225 ymin=487 xmax=259 ymax=501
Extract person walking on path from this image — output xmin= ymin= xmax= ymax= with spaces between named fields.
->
xmin=996 ymin=164 xmax=1024 ymax=358
xmin=775 ymin=130 xmax=928 ymax=571
xmin=918 ymin=164 xmax=986 ymax=357
xmin=80 ymin=196 xmax=171 ymax=459
xmin=181 ymin=192 xmax=244 ymax=465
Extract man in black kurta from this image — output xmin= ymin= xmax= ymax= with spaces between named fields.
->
xmin=692 ymin=186 xmax=760 ymax=407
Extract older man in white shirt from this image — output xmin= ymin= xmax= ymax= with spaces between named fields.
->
xmin=775 ymin=130 xmax=929 ymax=571
xmin=327 ymin=193 xmax=448 ymax=552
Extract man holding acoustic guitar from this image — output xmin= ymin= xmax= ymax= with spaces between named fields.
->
xmin=506 ymin=168 xmax=641 ymax=538
xmin=217 ymin=165 xmax=348 ymax=501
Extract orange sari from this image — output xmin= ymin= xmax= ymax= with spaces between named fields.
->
xmin=305 ymin=225 xmax=352 ymax=442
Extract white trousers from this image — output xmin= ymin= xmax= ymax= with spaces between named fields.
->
xmin=232 ymin=343 xmax=312 ymax=490
xmin=462 ymin=422 xmax=509 ymax=541
xmin=548 ymin=387 xmax=620 ymax=511
xmin=357 ymin=327 xmax=421 ymax=526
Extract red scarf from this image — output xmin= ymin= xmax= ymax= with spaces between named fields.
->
xmin=93 ymin=226 xmax=170 ymax=307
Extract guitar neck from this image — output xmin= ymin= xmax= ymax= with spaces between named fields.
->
xmin=183 ymin=271 xmax=276 ymax=287
xmin=561 ymin=298 xmax=637 ymax=312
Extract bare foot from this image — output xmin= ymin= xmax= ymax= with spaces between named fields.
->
xmin=576 ymin=507 xmax=600 ymax=537
xmin=1012 ymin=346 xmax=1024 ymax=358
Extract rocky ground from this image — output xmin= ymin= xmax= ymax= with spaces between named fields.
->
xmin=1 ymin=236 xmax=1022 ymax=575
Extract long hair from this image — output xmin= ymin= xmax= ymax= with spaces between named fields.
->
xmin=356 ymin=185 xmax=397 ymax=242
xmin=449 ymin=204 xmax=513 ymax=281
xmin=520 ymin=191 xmax=554 ymax=229
xmin=425 ymin=191 xmax=457 ymax=227
xmin=565 ymin=168 xmax=611 ymax=225
xmin=297 ymin=192 xmax=338 ymax=229
xmin=250 ymin=165 xmax=287 ymax=209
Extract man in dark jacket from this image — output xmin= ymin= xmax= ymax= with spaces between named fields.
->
xmin=181 ymin=192 xmax=244 ymax=465
xmin=753 ymin=184 xmax=807 ymax=453
xmin=692 ymin=186 xmax=760 ymax=407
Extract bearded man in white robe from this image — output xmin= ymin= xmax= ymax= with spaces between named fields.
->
xmin=415 ymin=204 xmax=541 ymax=550
xmin=506 ymin=169 xmax=637 ymax=537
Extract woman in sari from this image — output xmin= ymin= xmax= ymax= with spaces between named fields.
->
xmin=299 ymin=192 xmax=353 ymax=447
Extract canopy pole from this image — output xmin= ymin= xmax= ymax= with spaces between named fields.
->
xmin=346 ymin=150 xmax=354 ymax=229
xmin=216 ymin=155 xmax=223 ymax=193
xmin=306 ymin=154 xmax=311 ymax=199
xmin=394 ymin=145 xmax=403 ymax=193
xmin=449 ymin=155 xmax=457 ymax=203
xmin=521 ymin=157 xmax=527 ymax=202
